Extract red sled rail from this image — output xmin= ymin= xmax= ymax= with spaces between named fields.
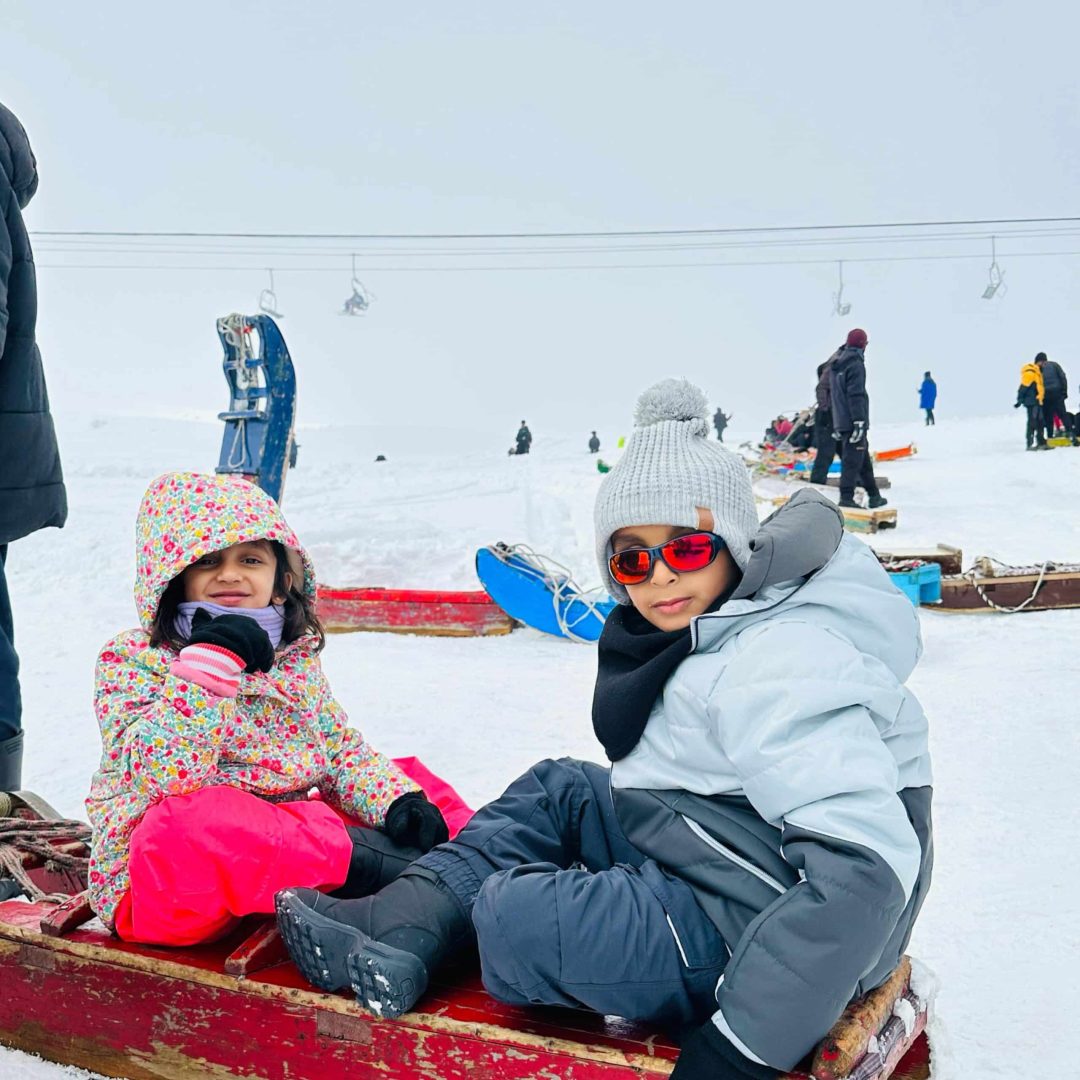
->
xmin=316 ymin=585 xmax=514 ymax=638
xmin=0 ymin=899 xmax=930 ymax=1080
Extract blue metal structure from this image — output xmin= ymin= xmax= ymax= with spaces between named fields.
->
xmin=215 ymin=313 xmax=298 ymax=504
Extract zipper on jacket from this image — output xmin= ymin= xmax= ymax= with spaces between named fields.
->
xmin=680 ymin=816 xmax=786 ymax=894
xmin=665 ymin=915 xmax=690 ymax=967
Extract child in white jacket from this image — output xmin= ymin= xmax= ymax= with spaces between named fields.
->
xmin=276 ymin=379 xmax=933 ymax=1080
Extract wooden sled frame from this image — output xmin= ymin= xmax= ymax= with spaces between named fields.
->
xmin=0 ymin=793 xmax=930 ymax=1080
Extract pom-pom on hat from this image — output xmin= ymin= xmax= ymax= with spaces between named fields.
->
xmin=594 ymin=378 xmax=758 ymax=603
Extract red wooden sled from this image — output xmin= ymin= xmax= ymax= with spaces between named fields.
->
xmin=0 ymin=899 xmax=930 ymax=1080
xmin=0 ymin=794 xmax=930 ymax=1079
xmin=316 ymin=585 xmax=514 ymax=637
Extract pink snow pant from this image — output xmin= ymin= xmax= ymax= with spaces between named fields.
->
xmin=114 ymin=760 xmax=475 ymax=946
xmin=115 ymin=786 xmax=352 ymax=946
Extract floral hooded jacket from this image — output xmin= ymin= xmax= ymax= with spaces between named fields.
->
xmin=85 ymin=472 xmax=417 ymax=929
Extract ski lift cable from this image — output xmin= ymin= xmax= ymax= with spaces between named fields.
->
xmin=27 ymin=213 xmax=1080 ymax=242
xmin=36 ymin=246 xmax=1080 ymax=274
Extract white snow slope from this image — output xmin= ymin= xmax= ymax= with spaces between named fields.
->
xmin=4 ymin=412 xmax=1077 ymax=1078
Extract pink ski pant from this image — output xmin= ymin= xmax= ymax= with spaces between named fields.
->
xmin=115 ymin=786 xmax=352 ymax=946
xmin=114 ymin=760 xmax=474 ymax=946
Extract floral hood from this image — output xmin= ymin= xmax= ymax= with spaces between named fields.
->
xmin=133 ymin=471 xmax=316 ymax=631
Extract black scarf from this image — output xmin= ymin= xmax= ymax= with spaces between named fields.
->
xmin=591 ymin=603 xmax=700 ymax=762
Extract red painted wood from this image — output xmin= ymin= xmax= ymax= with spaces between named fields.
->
xmin=0 ymin=898 xmax=930 ymax=1079
xmin=316 ymin=585 xmax=513 ymax=636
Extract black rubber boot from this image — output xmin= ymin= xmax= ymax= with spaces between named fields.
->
xmin=868 ymin=494 xmax=888 ymax=509
xmin=335 ymin=827 xmax=423 ymax=899
xmin=0 ymin=731 xmax=23 ymax=792
xmin=838 ymin=496 xmax=860 ymax=509
xmin=276 ymin=865 xmax=471 ymax=1014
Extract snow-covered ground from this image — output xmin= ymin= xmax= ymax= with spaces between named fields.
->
xmin=4 ymin=411 xmax=1077 ymax=1078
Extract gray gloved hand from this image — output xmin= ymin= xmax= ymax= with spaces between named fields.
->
xmin=848 ymin=421 xmax=867 ymax=445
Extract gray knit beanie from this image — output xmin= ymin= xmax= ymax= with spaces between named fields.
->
xmin=595 ymin=378 xmax=758 ymax=603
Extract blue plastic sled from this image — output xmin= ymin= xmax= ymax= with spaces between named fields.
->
xmin=476 ymin=545 xmax=616 ymax=642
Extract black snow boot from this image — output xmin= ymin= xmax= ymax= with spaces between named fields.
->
xmin=837 ymin=496 xmax=860 ymax=509
xmin=868 ymin=494 xmax=889 ymax=509
xmin=334 ymin=826 xmax=423 ymax=899
xmin=276 ymin=865 xmax=471 ymax=1015
xmin=0 ymin=732 xmax=23 ymax=792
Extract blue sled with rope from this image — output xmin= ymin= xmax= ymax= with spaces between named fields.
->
xmin=215 ymin=312 xmax=298 ymax=505
xmin=476 ymin=544 xmax=616 ymax=642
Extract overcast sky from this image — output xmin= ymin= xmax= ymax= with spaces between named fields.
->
xmin=4 ymin=1 xmax=1079 ymax=444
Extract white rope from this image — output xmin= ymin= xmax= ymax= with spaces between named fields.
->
xmin=487 ymin=543 xmax=610 ymax=643
xmin=963 ymin=557 xmax=1054 ymax=613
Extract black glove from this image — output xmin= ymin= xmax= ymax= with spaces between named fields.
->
xmin=671 ymin=1022 xmax=780 ymax=1080
xmin=189 ymin=608 xmax=275 ymax=673
xmin=1014 ymin=401 xmax=1022 ymax=409
xmin=848 ymin=420 xmax=867 ymax=446
xmin=383 ymin=791 xmax=449 ymax=853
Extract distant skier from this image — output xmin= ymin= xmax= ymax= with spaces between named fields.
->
xmin=588 ymin=431 xmax=600 ymax=454
xmin=1034 ymin=353 xmax=1077 ymax=445
xmin=829 ymin=328 xmax=887 ymax=509
xmin=919 ymin=372 xmax=937 ymax=426
xmin=712 ymin=407 xmax=730 ymax=441
xmin=515 ymin=421 xmax=532 ymax=456
xmin=1016 ymin=359 xmax=1048 ymax=450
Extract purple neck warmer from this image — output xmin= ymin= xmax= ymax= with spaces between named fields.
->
xmin=174 ymin=601 xmax=286 ymax=648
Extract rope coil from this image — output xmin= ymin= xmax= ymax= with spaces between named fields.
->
xmin=0 ymin=816 xmax=91 ymax=904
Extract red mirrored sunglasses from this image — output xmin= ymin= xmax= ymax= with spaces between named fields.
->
xmin=608 ymin=531 xmax=726 ymax=586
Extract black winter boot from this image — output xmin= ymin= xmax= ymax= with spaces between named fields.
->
xmin=837 ymin=496 xmax=860 ymax=509
xmin=0 ymin=732 xmax=23 ymax=791
xmin=868 ymin=494 xmax=888 ymax=509
xmin=276 ymin=865 xmax=471 ymax=1015
xmin=335 ymin=826 xmax=423 ymax=899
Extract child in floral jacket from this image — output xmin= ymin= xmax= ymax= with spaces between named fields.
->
xmin=86 ymin=471 xmax=452 ymax=945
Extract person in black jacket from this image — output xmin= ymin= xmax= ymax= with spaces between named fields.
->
xmin=809 ymin=352 xmax=842 ymax=485
xmin=712 ymin=407 xmax=730 ymax=441
xmin=828 ymin=329 xmax=886 ymax=510
xmin=1035 ymin=352 xmax=1078 ymax=445
xmin=587 ymin=431 xmax=600 ymax=454
xmin=515 ymin=421 xmax=532 ymax=455
xmin=0 ymin=103 xmax=67 ymax=791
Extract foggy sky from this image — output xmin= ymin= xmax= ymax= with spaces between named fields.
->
xmin=4 ymin=1 xmax=1078 ymax=443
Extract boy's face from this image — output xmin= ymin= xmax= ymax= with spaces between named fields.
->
xmin=183 ymin=541 xmax=287 ymax=608
xmin=612 ymin=518 xmax=740 ymax=632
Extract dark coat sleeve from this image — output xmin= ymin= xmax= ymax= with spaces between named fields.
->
xmin=840 ymin=358 xmax=869 ymax=426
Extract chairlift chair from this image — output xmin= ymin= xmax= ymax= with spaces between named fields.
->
xmin=258 ymin=269 xmax=284 ymax=318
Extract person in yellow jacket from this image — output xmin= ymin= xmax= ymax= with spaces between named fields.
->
xmin=1016 ymin=361 xmax=1047 ymax=450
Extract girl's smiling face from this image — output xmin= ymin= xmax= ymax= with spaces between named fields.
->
xmin=611 ymin=513 xmax=740 ymax=632
xmin=182 ymin=541 xmax=287 ymax=608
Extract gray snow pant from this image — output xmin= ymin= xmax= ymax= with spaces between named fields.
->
xmin=414 ymin=758 xmax=728 ymax=1026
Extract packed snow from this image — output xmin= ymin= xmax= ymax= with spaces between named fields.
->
xmin=4 ymin=409 xmax=1077 ymax=1078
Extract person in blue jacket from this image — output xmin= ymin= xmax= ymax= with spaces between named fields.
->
xmin=919 ymin=372 xmax=937 ymax=426
xmin=275 ymin=379 xmax=934 ymax=1080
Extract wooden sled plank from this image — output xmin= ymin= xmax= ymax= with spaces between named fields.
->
xmin=841 ymin=507 xmax=898 ymax=534
xmin=316 ymin=585 xmax=514 ymax=638
xmin=0 ymin=897 xmax=932 ymax=1080
xmin=0 ymin=898 xmax=678 ymax=1078
xmin=873 ymin=544 xmax=962 ymax=576
xmin=937 ymin=569 xmax=1080 ymax=612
